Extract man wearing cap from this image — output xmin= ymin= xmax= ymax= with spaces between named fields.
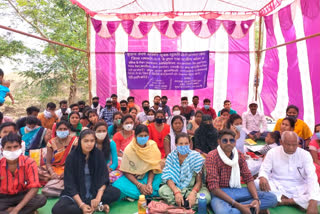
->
xmin=242 ymin=101 xmax=268 ymax=141
xmin=99 ymin=98 xmax=118 ymax=126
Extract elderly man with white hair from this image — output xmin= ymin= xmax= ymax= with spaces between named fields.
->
xmin=255 ymin=131 xmax=320 ymax=213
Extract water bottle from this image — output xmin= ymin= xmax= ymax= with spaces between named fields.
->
xmin=138 ymin=195 xmax=147 ymax=214
xmin=198 ymin=193 xmax=207 ymax=214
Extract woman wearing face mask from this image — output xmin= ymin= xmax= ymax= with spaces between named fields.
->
xmin=226 ymin=114 xmax=246 ymax=153
xmin=143 ymin=109 xmax=155 ymax=126
xmin=147 ymin=110 xmax=170 ymax=158
xmin=187 ymin=110 xmax=203 ymax=138
xmin=309 ymin=124 xmax=320 ymax=183
xmin=112 ymin=125 xmax=162 ymax=199
xmin=20 ymin=116 xmax=50 ymax=156
xmin=68 ymin=112 xmax=83 ymax=137
xmin=107 ymin=112 xmax=123 ymax=140
xmin=159 ymin=133 xmax=210 ymax=209
xmin=194 ymin=115 xmax=218 ymax=157
xmin=94 ymin=122 xmax=118 ymax=172
xmin=164 ymin=115 xmax=188 ymax=157
xmin=273 ymin=105 xmax=312 ymax=146
xmin=41 ymin=121 xmax=78 ymax=197
xmin=52 ymin=129 xmax=120 ymax=214
xmin=113 ymin=114 xmax=135 ymax=157
xmin=167 ymin=105 xmax=186 ymax=126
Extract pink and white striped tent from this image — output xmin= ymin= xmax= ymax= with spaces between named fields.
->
xmin=71 ymin=0 xmax=320 ymax=129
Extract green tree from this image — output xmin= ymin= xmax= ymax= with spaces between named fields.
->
xmin=0 ymin=35 xmax=28 ymax=62
xmin=4 ymin=0 xmax=88 ymax=103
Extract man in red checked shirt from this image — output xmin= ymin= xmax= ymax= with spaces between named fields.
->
xmin=205 ymin=129 xmax=277 ymax=214
xmin=0 ymin=133 xmax=47 ymax=214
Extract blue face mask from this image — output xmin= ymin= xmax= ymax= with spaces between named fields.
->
xmin=204 ymin=105 xmax=210 ymax=110
xmin=56 ymin=130 xmax=69 ymax=139
xmin=316 ymin=132 xmax=320 ymax=140
xmin=137 ymin=136 xmax=149 ymax=146
xmin=176 ymin=145 xmax=191 ymax=155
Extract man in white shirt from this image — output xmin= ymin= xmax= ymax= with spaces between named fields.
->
xmin=256 ymin=131 xmax=320 ymax=213
xmin=137 ymin=100 xmax=150 ymax=123
xmin=242 ymin=101 xmax=268 ymax=141
xmin=55 ymin=100 xmax=71 ymax=121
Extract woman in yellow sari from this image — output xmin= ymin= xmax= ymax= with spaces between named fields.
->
xmin=46 ymin=121 xmax=78 ymax=179
xmin=112 ymin=124 xmax=162 ymax=199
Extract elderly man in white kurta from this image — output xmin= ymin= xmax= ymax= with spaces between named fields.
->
xmin=255 ymin=131 xmax=320 ymax=213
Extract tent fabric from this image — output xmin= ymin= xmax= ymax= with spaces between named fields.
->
xmin=71 ymin=0 xmax=284 ymax=17
xmin=91 ymin=18 xmax=255 ymax=39
xmin=259 ymin=0 xmax=320 ymax=129
xmin=90 ymin=22 xmax=256 ymax=115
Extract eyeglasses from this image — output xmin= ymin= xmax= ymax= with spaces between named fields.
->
xmin=221 ymin=138 xmax=236 ymax=144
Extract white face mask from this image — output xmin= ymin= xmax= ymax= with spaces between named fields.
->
xmin=3 ymin=149 xmax=22 ymax=161
xmin=25 ymin=126 xmax=36 ymax=132
xmin=96 ymin=132 xmax=107 ymax=140
xmin=44 ymin=110 xmax=52 ymax=119
xmin=235 ymin=125 xmax=243 ymax=132
xmin=147 ymin=115 xmax=154 ymax=121
xmin=172 ymin=110 xmax=181 ymax=116
xmin=123 ymin=124 xmax=134 ymax=131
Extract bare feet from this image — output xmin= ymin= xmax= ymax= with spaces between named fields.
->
xmin=104 ymin=204 xmax=110 ymax=214
xmin=277 ymin=196 xmax=296 ymax=206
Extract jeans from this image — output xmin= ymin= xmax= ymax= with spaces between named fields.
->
xmin=210 ymin=187 xmax=277 ymax=214
xmin=246 ymin=131 xmax=268 ymax=140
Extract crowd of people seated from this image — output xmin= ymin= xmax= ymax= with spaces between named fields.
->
xmin=0 ymin=92 xmax=319 ymax=214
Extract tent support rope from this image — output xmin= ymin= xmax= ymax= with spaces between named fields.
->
xmin=0 ymin=24 xmax=88 ymax=53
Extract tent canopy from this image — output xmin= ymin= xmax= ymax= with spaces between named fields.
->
xmin=71 ymin=0 xmax=292 ymax=17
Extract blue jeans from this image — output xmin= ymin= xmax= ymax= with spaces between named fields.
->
xmin=246 ymin=131 xmax=268 ymax=140
xmin=210 ymin=187 xmax=277 ymax=214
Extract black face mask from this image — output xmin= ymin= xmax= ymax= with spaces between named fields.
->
xmin=92 ymin=102 xmax=99 ymax=107
xmin=61 ymin=108 xmax=67 ymax=113
xmin=155 ymin=118 xmax=164 ymax=124
xmin=161 ymin=101 xmax=167 ymax=105
xmin=154 ymin=102 xmax=160 ymax=106
xmin=286 ymin=115 xmax=298 ymax=120
xmin=143 ymin=106 xmax=149 ymax=112
xmin=121 ymin=107 xmax=127 ymax=112
xmin=79 ymin=108 xmax=84 ymax=112
xmin=106 ymin=104 xmax=112 ymax=109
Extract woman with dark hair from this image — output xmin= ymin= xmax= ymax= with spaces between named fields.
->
xmin=20 ymin=116 xmax=50 ymax=155
xmin=280 ymin=117 xmax=305 ymax=149
xmin=42 ymin=121 xmax=78 ymax=197
xmin=112 ymin=124 xmax=162 ymax=199
xmin=160 ymin=133 xmax=210 ymax=208
xmin=68 ymin=111 xmax=83 ymax=137
xmin=194 ymin=114 xmax=218 ymax=157
xmin=273 ymin=105 xmax=312 ymax=146
xmin=87 ymin=110 xmax=100 ymax=130
xmin=80 ymin=106 xmax=91 ymax=127
xmin=107 ymin=112 xmax=123 ymax=140
xmin=148 ymin=110 xmax=170 ymax=158
xmin=163 ymin=115 xmax=188 ymax=157
xmin=309 ymin=124 xmax=320 ymax=183
xmin=143 ymin=109 xmax=155 ymax=126
xmin=187 ymin=110 xmax=203 ymax=137
xmin=52 ymin=129 xmax=120 ymax=214
xmin=129 ymin=107 xmax=138 ymax=125
xmin=94 ymin=122 xmax=118 ymax=172
xmin=113 ymin=114 xmax=135 ymax=157
xmin=226 ymin=114 xmax=246 ymax=153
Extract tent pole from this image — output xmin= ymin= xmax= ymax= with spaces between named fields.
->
xmin=255 ymin=16 xmax=263 ymax=101
xmin=87 ymin=14 xmax=92 ymax=105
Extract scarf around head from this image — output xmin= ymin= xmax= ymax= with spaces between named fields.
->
xmin=68 ymin=114 xmax=82 ymax=136
xmin=217 ymin=145 xmax=241 ymax=188
xmin=120 ymin=139 xmax=162 ymax=175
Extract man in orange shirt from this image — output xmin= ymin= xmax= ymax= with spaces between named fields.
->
xmin=37 ymin=102 xmax=58 ymax=129
xmin=0 ymin=133 xmax=47 ymax=213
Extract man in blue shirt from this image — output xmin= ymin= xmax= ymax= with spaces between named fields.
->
xmin=218 ymin=100 xmax=237 ymax=117
xmin=160 ymin=96 xmax=171 ymax=117
xmin=99 ymin=98 xmax=118 ymax=126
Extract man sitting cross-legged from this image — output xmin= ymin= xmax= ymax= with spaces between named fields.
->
xmin=206 ymin=129 xmax=277 ymax=214
xmin=256 ymin=131 xmax=320 ymax=214
xmin=0 ymin=133 xmax=47 ymax=214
